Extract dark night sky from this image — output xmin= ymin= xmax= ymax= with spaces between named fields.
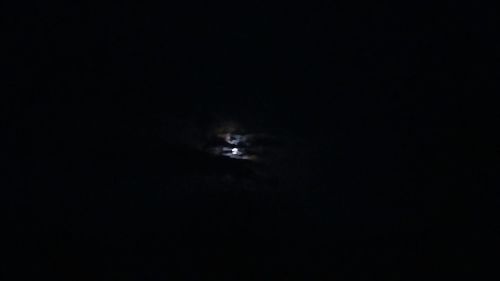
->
xmin=2 ymin=1 xmax=498 ymax=280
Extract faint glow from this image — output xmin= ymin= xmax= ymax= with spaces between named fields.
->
xmin=225 ymin=134 xmax=244 ymax=145
xmin=209 ymin=131 xmax=257 ymax=161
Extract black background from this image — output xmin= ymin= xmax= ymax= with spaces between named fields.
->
xmin=2 ymin=1 xmax=498 ymax=280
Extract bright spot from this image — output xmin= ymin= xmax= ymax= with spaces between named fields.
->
xmin=231 ymin=148 xmax=239 ymax=155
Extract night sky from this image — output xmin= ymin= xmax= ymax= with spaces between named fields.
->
xmin=2 ymin=1 xmax=497 ymax=280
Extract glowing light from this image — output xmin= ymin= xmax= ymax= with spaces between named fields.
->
xmin=226 ymin=134 xmax=244 ymax=145
xmin=231 ymin=148 xmax=239 ymax=155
